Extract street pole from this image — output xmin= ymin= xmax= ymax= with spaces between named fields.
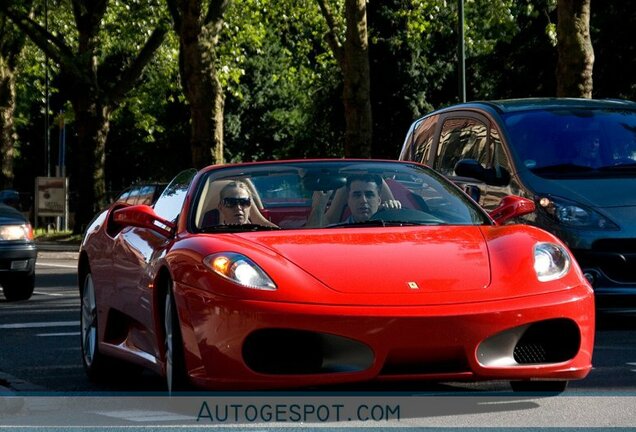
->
xmin=45 ymin=0 xmax=50 ymax=177
xmin=458 ymin=0 xmax=466 ymax=103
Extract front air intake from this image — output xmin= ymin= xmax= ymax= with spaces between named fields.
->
xmin=513 ymin=319 xmax=580 ymax=364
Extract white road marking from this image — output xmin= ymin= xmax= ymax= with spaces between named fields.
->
xmin=0 ymin=321 xmax=79 ymax=329
xmin=36 ymin=262 xmax=77 ymax=269
xmin=33 ymin=291 xmax=66 ymax=297
xmin=36 ymin=332 xmax=80 ymax=337
xmin=94 ymin=410 xmax=193 ymax=422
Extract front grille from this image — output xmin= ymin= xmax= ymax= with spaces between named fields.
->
xmin=513 ymin=343 xmax=548 ymax=363
xmin=513 ymin=319 xmax=580 ymax=364
xmin=242 ymin=329 xmax=373 ymax=375
xmin=582 ymin=239 xmax=636 ymax=283
xmin=593 ymin=239 xmax=636 ymax=253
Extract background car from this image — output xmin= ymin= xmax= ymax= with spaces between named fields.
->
xmin=0 ymin=189 xmax=32 ymax=215
xmin=78 ymin=159 xmax=594 ymax=393
xmin=400 ymin=98 xmax=636 ymax=311
xmin=0 ymin=203 xmax=37 ymax=301
xmin=0 ymin=189 xmax=21 ymax=209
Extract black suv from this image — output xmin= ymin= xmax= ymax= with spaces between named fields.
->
xmin=400 ymin=98 xmax=636 ymax=310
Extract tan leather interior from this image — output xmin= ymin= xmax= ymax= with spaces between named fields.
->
xmin=195 ymin=178 xmax=276 ymax=228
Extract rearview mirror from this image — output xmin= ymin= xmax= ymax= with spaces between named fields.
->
xmin=302 ymin=174 xmax=347 ymax=191
xmin=489 ymin=196 xmax=535 ymax=225
xmin=112 ymin=205 xmax=175 ymax=237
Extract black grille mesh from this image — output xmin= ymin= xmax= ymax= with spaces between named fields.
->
xmin=513 ymin=319 xmax=580 ymax=364
xmin=514 ymin=343 xmax=548 ymax=364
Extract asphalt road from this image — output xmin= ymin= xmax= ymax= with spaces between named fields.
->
xmin=1 ymin=251 xmax=636 ymax=428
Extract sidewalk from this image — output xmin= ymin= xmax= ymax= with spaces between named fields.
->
xmin=35 ymin=241 xmax=80 ymax=260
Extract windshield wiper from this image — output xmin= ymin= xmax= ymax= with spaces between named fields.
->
xmin=326 ymin=219 xmax=446 ymax=228
xmin=200 ymin=224 xmax=281 ymax=233
xmin=327 ymin=220 xmax=388 ymax=228
xmin=530 ymin=163 xmax=595 ymax=174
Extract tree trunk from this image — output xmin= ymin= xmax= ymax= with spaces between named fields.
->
xmin=170 ymin=0 xmax=227 ymax=168
xmin=343 ymin=0 xmax=372 ymax=158
xmin=318 ymin=0 xmax=373 ymax=158
xmin=181 ymin=39 xmax=224 ymax=167
xmin=0 ymin=59 xmax=16 ymax=188
xmin=556 ymin=0 xmax=594 ymax=97
xmin=72 ymin=94 xmax=110 ymax=234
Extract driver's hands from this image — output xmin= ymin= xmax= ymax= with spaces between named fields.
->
xmin=380 ymin=199 xmax=402 ymax=210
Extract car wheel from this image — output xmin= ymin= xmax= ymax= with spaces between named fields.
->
xmin=164 ymin=285 xmax=189 ymax=393
xmin=80 ymin=271 xmax=142 ymax=384
xmin=80 ymin=271 xmax=113 ymax=380
xmin=1 ymin=273 xmax=35 ymax=301
xmin=510 ymin=380 xmax=568 ymax=394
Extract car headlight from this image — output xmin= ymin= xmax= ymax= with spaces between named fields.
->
xmin=537 ymin=195 xmax=618 ymax=230
xmin=534 ymin=242 xmax=571 ymax=282
xmin=203 ymin=252 xmax=276 ymax=290
xmin=0 ymin=224 xmax=34 ymax=241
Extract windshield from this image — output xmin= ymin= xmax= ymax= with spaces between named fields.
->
xmin=503 ymin=108 xmax=636 ymax=177
xmin=190 ymin=161 xmax=491 ymax=231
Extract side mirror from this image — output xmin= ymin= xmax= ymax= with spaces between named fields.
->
xmin=489 ymin=195 xmax=535 ymax=225
xmin=112 ymin=205 xmax=175 ymax=237
xmin=454 ymin=159 xmax=511 ymax=187
xmin=454 ymin=159 xmax=486 ymax=180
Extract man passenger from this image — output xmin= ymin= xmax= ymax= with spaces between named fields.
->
xmin=307 ymin=174 xmax=401 ymax=226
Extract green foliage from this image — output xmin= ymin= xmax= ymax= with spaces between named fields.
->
xmin=8 ymin=0 xmax=636 ymax=212
xmin=34 ymin=229 xmax=82 ymax=244
xmin=221 ymin=0 xmax=343 ymax=161
xmin=12 ymin=0 xmax=183 ymax=195
xmin=468 ymin=0 xmax=558 ymax=100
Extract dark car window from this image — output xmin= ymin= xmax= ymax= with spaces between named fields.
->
xmin=407 ymin=116 xmax=437 ymax=164
xmin=503 ymin=109 xmax=636 ymax=175
xmin=491 ymin=127 xmax=515 ymax=178
xmin=435 ymin=118 xmax=491 ymax=176
xmin=153 ymin=169 xmax=197 ymax=223
xmin=117 ymin=189 xmax=132 ymax=203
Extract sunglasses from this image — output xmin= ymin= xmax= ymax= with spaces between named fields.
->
xmin=222 ymin=197 xmax=251 ymax=208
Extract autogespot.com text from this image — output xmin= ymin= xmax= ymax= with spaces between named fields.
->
xmin=196 ymin=400 xmax=400 ymax=423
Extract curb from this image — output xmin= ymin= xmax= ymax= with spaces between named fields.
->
xmin=35 ymin=242 xmax=80 ymax=261
xmin=37 ymin=251 xmax=79 ymax=260
xmin=35 ymin=242 xmax=80 ymax=252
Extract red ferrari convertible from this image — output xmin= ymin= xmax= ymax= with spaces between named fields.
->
xmin=79 ymin=160 xmax=594 ymax=392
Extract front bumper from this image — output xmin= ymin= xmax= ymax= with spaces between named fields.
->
xmin=0 ymin=242 xmax=37 ymax=274
xmin=176 ymin=283 xmax=595 ymax=390
xmin=573 ymin=246 xmax=636 ymax=310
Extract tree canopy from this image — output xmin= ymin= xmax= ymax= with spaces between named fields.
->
xmin=0 ymin=0 xmax=629 ymax=232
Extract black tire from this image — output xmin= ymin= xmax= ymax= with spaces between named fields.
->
xmin=2 ymin=273 xmax=35 ymax=301
xmin=80 ymin=272 xmax=143 ymax=385
xmin=80 ymin=272 xmax=117 ymax=380
xmin=164 ymin=284 xmax=190 ymax=393
xmin=510 ymin=380 xmax=568 ymax=394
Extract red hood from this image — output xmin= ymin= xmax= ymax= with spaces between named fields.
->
xmin=236 ymin=227 xmax=491 ymax=294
